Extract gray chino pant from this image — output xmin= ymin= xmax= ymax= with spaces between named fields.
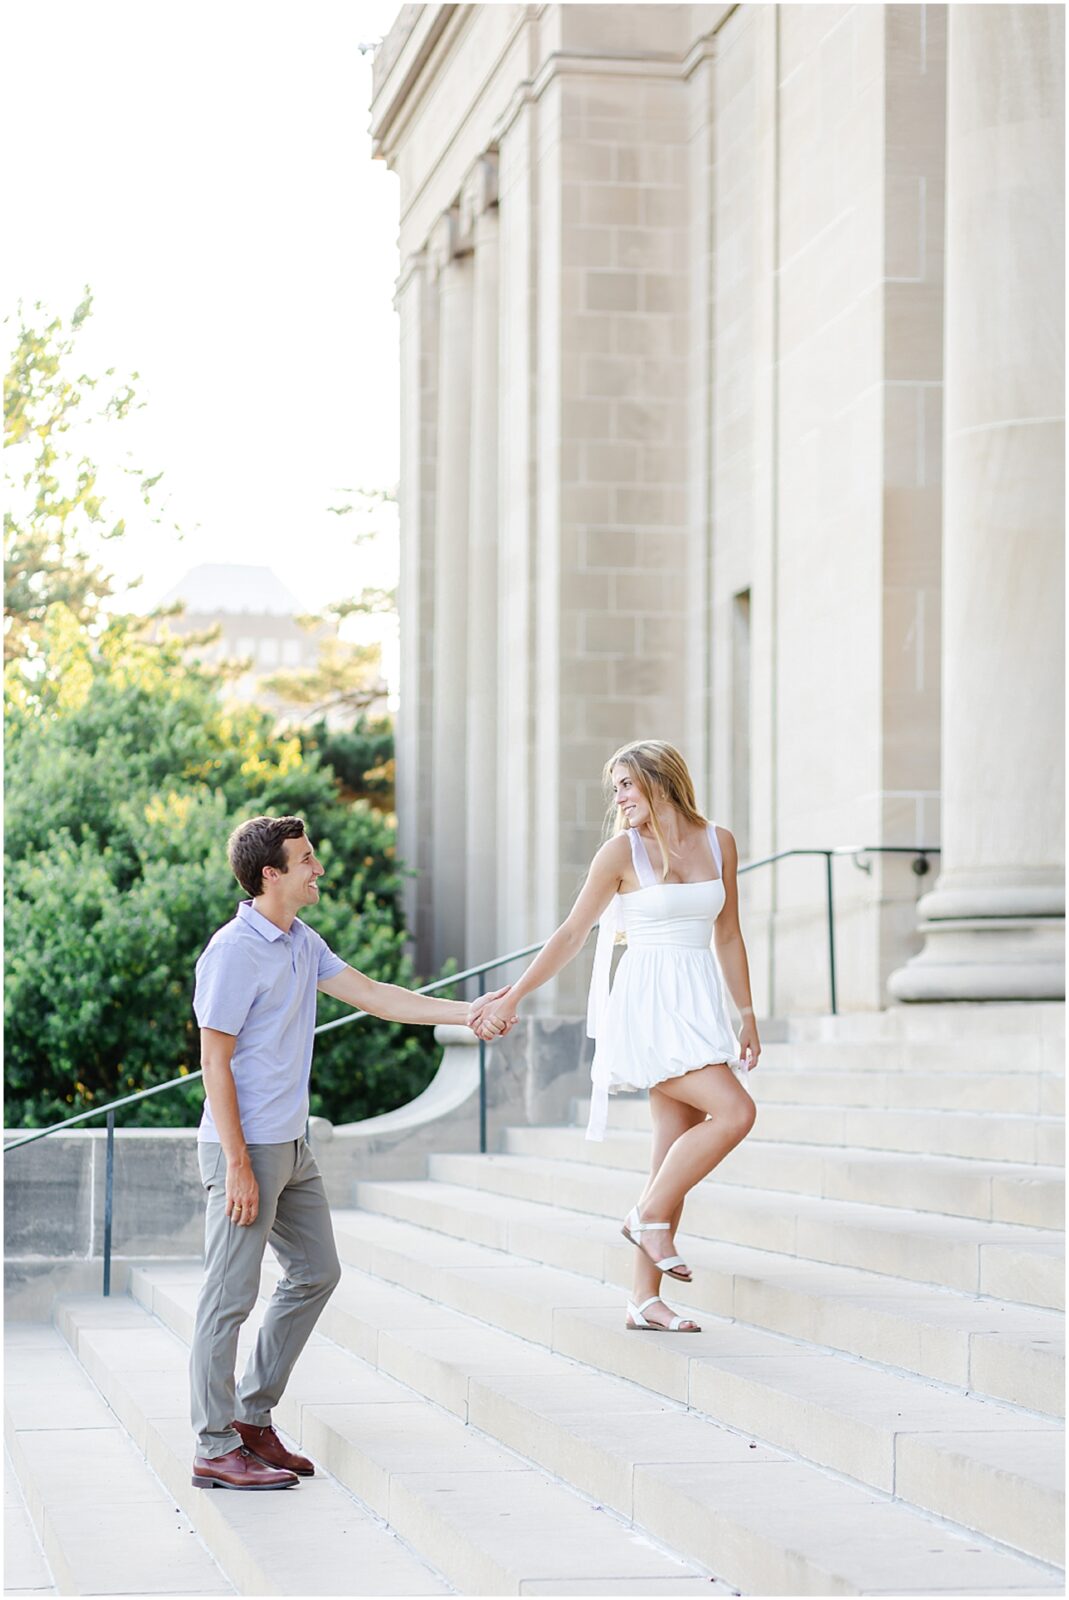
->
xmin=190 ymin=1136 xmax=341 ymax=1459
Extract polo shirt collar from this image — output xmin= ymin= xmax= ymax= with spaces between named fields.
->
xmin=237 ymin=900 xmax=298 ymax=942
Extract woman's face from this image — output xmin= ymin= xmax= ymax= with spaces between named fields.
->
xmin=612 ymin=764 xmax=651 ymax=828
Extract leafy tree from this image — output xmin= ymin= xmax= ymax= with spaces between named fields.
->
xmin=263 ymin=486 xmax=397 ymax=721
xmin=3 ymin=307 xmax=439 ymax=1133
xmin=264 ymin=633 xmax=388 ymax=722
xmin=298 ymin=715 xmax=395 ymax=811
xmin=4 ymin=292 xmax=172 ymax=664
xmin=4 ymin=618 xmax=441 ymax=1129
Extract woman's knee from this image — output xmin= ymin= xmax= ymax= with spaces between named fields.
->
xmin=727 ymin=1093 xmax=757 ymax=1142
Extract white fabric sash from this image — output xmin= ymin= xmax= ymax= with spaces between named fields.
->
xmin=585 ymin=894 xmax=619 ymax=1141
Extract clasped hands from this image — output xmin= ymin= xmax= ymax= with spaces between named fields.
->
xmin=467 ymin=986 xmax=519 ymax=1042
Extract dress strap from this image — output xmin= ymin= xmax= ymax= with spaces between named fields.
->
xmin=628 ymin=828 xmax=660 ymax=888
xmin=706 ymin=821 xmax=723 ymax=877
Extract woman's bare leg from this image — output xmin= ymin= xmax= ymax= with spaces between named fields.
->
xmin=644 ymin=1064 xmax=756 ymax=1215
xmin=630 ymin=1064 xmax=756 ymax=1274
xmin=628 ymin=1089 xmax=705 ymax=1327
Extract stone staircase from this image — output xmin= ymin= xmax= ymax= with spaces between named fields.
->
xmin=5 ymin=1003 xmax=1065 ymax=1596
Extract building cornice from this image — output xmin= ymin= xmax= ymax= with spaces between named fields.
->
xmin=379 ymin=4 xmax=737 ymax=252
xmin=491 ymin=14 xmax=730 ymax=147
xmin=370 ymin=4 xmax=461 ymax=160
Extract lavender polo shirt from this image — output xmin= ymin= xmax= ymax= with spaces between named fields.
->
xmin=193 ymin=900 xmax=347 ymax=1144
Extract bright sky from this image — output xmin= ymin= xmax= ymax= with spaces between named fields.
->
xmin=2 ymin=1 xmax=403 ymax=620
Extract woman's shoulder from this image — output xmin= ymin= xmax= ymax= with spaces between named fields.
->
xmin=593 ymin=832 xmax=633 ymax=870
xmin=709 ymin=822 xmax=738 ymax=865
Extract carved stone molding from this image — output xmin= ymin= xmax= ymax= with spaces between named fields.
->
xmin=430 ymin=207 xmax=461 ymax=274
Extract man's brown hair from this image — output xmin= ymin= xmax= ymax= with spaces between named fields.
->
xmin=227 ymin=815 xmax=307 ymax=897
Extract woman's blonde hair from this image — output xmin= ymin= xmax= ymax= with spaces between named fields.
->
xmin=602 ymin=740 xmax=708 ymax=880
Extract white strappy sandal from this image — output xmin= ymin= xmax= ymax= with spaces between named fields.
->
xmin=621 ymin=1205 xmax=692 ymax=1281
xmin=626 ymin=1295 xmax=701 ymax=1333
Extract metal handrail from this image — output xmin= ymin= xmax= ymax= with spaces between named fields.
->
xmin=3 ymin=843 xmax=939 ymax=1294
xmin=3 ymin=844 xmax=939 ymax=1150
xmin=2 ymin=940 xmax=546 ymax=1154
xmin=737 ymin=843 xmax=941 ymax=1015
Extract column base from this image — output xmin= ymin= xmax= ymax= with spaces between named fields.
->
xmin=888 ymin=914 xmax=1065 ymax=1002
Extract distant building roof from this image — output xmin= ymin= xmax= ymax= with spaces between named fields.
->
xmin=158 ymin=564 xmax=301 ymax=617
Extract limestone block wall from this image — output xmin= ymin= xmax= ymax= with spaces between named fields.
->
xmin=540 ymin=64 xmax=694 ymax=982
xmin=720 ymin=4 xmax=948 ymax=1009
xmin=372 ymin=3 xmax=1063 ymax=1015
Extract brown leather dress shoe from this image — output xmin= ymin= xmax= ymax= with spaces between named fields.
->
xmin=232 ymin=1420 xmax=315 ymax=1476
xmin=191 ymin=1445 xmax=298 ymax=1490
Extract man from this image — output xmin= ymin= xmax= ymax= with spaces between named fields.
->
xmin=189 ymin=814 xmax=509 ymax=1490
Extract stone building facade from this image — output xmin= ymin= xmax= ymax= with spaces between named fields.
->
xmin=370 ymin=3 xmax=1064 ymax=1015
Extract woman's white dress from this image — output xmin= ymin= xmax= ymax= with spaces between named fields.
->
xmin=585 ymin=823 xmax=746 ymax=1141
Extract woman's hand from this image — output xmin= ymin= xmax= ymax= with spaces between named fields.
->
xmin=468 ymin=988 xmax=518 ymax=1040
xmin=738 ymin=1014 xmax=761 ymax=1072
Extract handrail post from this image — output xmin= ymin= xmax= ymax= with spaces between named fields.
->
xmin=103 ymin=1111 xmax=115 ymax=1298
xmin=478 ymin=1038 xmax=487 ymax=1155
xmin=824 ymin=852 xmax=838 ymax=1016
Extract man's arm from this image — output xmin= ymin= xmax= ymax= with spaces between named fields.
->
xmin=317 ymin=966 xmax=507 ymax=1031
xmin=200 ymin=1027 xmax=259 ymax=1228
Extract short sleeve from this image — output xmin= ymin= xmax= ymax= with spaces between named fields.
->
xmin=193 ymin=940 xmax=259 ymax=1036
xmin=314 ymin=932 xmax=347 ymax=983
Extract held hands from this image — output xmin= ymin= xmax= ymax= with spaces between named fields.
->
xmin=468 ymin=986 xmax=519 ymax=1041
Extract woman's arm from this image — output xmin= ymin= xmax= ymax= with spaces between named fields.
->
xmin=713 ymin=828 xmax=761 ymax=1064
xmin=481 ymin=835 xmax=630 ymax=1024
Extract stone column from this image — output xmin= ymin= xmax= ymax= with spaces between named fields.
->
xmin=495 ymin=103 xmax=538 ymax=963
xmin=430 ymin=210 xmax=474 ymax=971
xmin=463 ymin=157 xmax=501 ymax=967
xmin=395 ymin=253 xmax=438 ymax=958
xmin=890 ymin=4 xmax=1065 ymax=1001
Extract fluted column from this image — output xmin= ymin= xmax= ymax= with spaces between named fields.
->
xmin=890 ymin=4 xmax=1065 ymax=1001
xmin=463 ymin=157 xmax=501 ymax=966
xmin=430 ymin=210 xmax=474 ymax=971
xmin=395 ymin=252 xmax=438 ymax=958
xmin=495 ymin=103 xmax=538 ymax=966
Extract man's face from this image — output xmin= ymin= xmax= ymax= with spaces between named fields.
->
xmin=275 ymin=834 xmax=325 ymax=904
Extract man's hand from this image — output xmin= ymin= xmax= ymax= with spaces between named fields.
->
xmin=468 ymin=986 xmax=517 ymax=1040
xmin=225 ymin=1156 xmax=259 ymax=1227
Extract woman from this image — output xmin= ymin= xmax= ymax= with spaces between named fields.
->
xmin=480 ymin=740 xmax=760 ymax=1332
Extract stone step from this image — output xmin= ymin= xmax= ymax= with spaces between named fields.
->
xmin=50 ymin=1294 xmax=455 ymax=1596
xmin=3 ymin=1321 xmax=230 ymax=1596
xmin=132 ymin=1259 xmax=1064 ymax=1596
xmin=426 ymin=1151 xmax=1064 ymax=1311
xmin=4 ymin=1443 xmax=55 ymax=1597
xmin=583 ymin=1094 xmax=1065 ymax=1165
xmin=502 ymin=1125 xmax=1065 ymax=1229
xmin=755 ymin=1035 xmax=1066 ymax=1076
xmin=630 ymin=1065 xmax=1064 ymax=1115
xmin=318 ymin=1208 xmax=1064 ymax=1567
xmin=352 ymin=1178 xmax=1064 ymax=1415
xmin=65 ymin=1285 xmax=721 ymax=1596
xmin=779 ymin=1003 xmax=1065 ymax=1050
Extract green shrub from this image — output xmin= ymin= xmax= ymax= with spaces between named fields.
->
xmin=4 ymin=616 xmax=438 ymax=1130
